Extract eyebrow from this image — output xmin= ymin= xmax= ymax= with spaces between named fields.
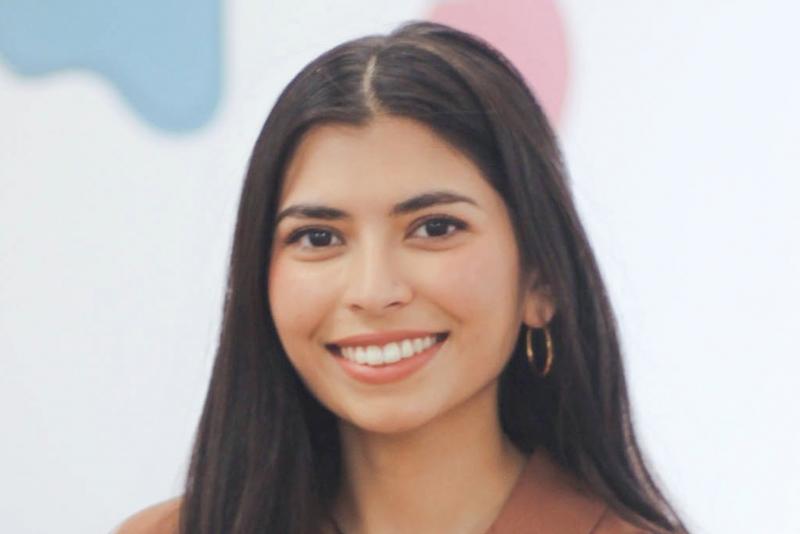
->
xmin=274 ymin=190 xmax=479 ymax=226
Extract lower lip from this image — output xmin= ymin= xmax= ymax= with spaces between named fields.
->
xmin=332 ymin=338 xmax=446 ymax=385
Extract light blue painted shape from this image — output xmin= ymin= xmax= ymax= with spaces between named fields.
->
xmin=0 ymin=0 xmax=222 ymax=132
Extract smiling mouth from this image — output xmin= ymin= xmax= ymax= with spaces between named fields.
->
xmin=325 ymin=332 xmax=449 ymax=366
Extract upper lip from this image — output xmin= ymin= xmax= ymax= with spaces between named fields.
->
xmin=328 ymin=330 xmax=448 ymax=348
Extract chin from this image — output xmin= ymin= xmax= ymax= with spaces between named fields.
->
xmin=340 ymin=402 xmax=440 ymax=435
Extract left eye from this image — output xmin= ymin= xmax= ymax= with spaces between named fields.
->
xmin=410 ymin=217 xmax=466 ymax=239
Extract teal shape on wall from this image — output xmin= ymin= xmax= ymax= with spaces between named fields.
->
xmin=0 ymin=0 xmax=222 ymax=132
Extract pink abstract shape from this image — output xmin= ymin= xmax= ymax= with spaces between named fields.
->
xmin=427 ymin=0 xmax=570 ymax=127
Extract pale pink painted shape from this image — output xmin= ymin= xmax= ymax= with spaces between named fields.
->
xmin=427 ymin=0 xmax=570 ymax=127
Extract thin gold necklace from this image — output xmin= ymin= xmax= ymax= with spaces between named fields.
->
xmin=332 ymin=518 xmax=346 ymax=534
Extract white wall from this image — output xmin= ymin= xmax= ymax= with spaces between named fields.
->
xmin=560 ymin=4 xmax=800 ymax=532
xmin=1 ymin=1 xmax=797 ymax=532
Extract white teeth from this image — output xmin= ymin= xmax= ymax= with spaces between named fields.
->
xmin=366 ymin=346 xmax=382 ymax=365
xmin=339 ymin=335 xmax=443 ymax=367
xmin=383 ymin=342 xmax=401 ymax=363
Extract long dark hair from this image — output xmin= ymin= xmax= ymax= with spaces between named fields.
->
xmin=180 ymin=21 xmax=686 ymax=534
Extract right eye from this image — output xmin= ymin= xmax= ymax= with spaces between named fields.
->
xmin=285 ymin=227 xmax=343 ymax=249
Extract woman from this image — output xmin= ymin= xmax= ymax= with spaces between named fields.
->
xmin=118 ymin=21 xmax=687 ymax=534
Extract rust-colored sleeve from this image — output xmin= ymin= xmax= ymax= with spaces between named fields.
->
xmin=589 ymin=506 xmax=656 ymax=534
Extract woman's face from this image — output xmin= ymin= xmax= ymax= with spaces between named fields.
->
xmin=268 ymin=115 xmax=552 ymax=434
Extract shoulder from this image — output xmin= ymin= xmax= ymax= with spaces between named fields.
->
xmin=113 ymin=496 xmax=182 ymax=534
xmin=591 ymin=506 xmax=667 ymax=534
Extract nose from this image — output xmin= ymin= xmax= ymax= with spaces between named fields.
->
xmin=341 ymin=238 xmax=413 ymax=315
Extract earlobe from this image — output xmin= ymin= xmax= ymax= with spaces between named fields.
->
xmin=522 ymin=283 xmax=555 ymax=328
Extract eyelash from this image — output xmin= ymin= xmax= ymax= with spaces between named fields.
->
xmin=284 ymin=215 xmax=468 ymax=249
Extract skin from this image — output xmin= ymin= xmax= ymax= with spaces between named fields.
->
xmin=268 ymin=115 xmax=554 ymax=534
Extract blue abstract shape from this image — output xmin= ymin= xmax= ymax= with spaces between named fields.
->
xmin=0 ymin=0 xmax=222 ymax=132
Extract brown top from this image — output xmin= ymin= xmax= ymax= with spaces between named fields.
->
xmin=115 ymin=449 xmax=648 ymax=534
xmin=487 ymin=448 xmax=648 ymax=533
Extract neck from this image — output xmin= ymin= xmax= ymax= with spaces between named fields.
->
xmin=331 ymin=380 xmax=527 ymax=534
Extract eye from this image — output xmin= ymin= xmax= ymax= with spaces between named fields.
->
xmin=285 ymin=227 xmax=343 ymax=249
xmin=409 ymin=216 xmax=467 ymax=239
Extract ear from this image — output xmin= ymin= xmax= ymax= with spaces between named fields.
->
xmin=522 ymin=272 xmax=555 ymax=328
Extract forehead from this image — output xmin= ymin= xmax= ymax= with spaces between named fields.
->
xmin=278 ymin=115 xmax=494 ymax=208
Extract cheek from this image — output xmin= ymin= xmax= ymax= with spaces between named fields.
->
xmin=426 ymin=237 xmax=522 ymax=380
xmin=268 ymin=258 xmax=334 ymax=345
xmin=420 ymin=238 xmax=520 ymax=320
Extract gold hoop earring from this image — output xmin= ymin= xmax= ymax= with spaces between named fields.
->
xmin=526 ymin=326 xmax=554 ymax=377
